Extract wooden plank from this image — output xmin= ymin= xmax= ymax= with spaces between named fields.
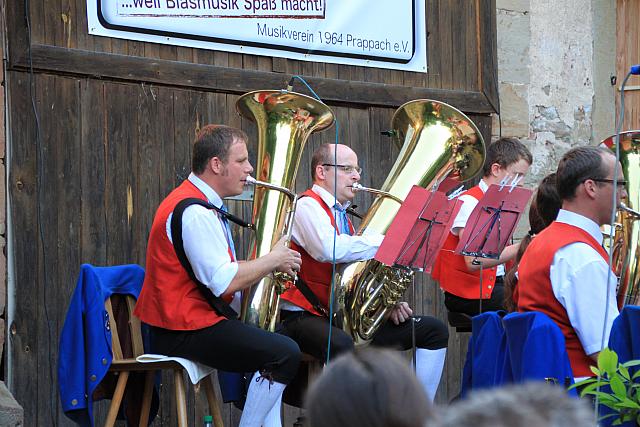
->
xmin=438 ymin=0 xmax=454 ymax=90
xmin=10 ymin=45 xmax=496 ymax=113
xmin=80 ymin=80 xmax=108 ymax=264
xmin=450 ymin=0 xmax=468 ymax=90
xmin=426 ymin=0 xmax=442 ymax=89
xmin=479 ymin=0 xmax=499 ymax=112
xmin=5 ymin=0 xmax=29 ymax=65
xmin=7 ymin=71 xmax=40 ymax=426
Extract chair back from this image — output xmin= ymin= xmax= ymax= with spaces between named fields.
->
xmin=105 ymin=294 xmax=146 ymax=361
xmin=461 ymin=311 xmax=508 ymax=396
xmin=502 ymin=311 xmax=576 ymax=394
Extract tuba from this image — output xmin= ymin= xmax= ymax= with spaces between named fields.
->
xmin=335 ymin=99 xmax=485 ymax=344
xmin=237 ymin=90 xmax=334 ymax=331
xmin=601 ymin=131 xmax=640 ymax=308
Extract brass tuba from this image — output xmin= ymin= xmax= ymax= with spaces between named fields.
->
xmin=236 ymin=90 xmax=334 ymax=331
xmin=601 ymin=131 xmax=640 ymax=308
xmin=335 ymin=99 xmax=485 ymax=344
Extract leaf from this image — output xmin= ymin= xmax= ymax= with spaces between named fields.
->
xmin=591 ymin=365 xmax=603 ymax=376
xmin=621 ymin=360 xmax=640 ymax=368
xmin=619 ymin=365 xmax=631 ymax=381
xmin=617 ymin=399 xmax=640 ymax=409
xmin=610 ymin=376 xmax=628 ymax=398
xmin=579 ymin=382 xmax=602 ymax=396
xmin=599 ymin=348 xmax=619 ymax=376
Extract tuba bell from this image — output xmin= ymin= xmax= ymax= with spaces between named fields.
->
xmin=601 ymin=131 xmax=640 ymax=308
xmin=236 ymin=90 xmax=334 ymax=331
xmin=334 ymin=99 xmax=485 ymax=345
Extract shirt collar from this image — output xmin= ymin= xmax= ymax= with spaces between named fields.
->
xmin=312 ymin=184 xmax=352 ymax=209
xmin=479 ymin=179 xmax=489 ymax=193
xmin=188 ymin=173 xmax=224 ymax=208
xmin=555 ymin=209 xmax=604 ymax=244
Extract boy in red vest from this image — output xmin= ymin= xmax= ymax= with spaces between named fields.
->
xmin=280 ymin=143 xmax=449 ymax=402
xmin=134 ymin=125 xmax=302 ymax=427
xmin=517 ymin=146 xmax=623 ymax=378
xmin=432 ymin=137 xmax=532 ymax=317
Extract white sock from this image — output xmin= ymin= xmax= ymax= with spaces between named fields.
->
xmin=239 ymin=372 xmax=286 ymax=427
xmin=262 ymin=390 xmax=283 ymax=427
xmin=414 ymin=348 xmax=446 ymax=402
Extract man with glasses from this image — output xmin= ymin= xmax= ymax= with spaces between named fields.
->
xmin=279 ymin=143 xmax=449 ymax=402
xmin=516 ymin=145 xmax=624 ymax=378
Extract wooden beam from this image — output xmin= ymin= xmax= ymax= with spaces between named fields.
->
xmin=10 ymin=44 xmax=497 ymax=113
xmin=479 ymin=0 xmax=500 ymax=113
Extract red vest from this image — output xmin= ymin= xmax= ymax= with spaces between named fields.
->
xmin=280 ymin=189 xmax=354 ymax=316
xmin=432 ymin=185 xmax=497 ymax=299
xmin=516 ymin=221 xmax=609 ymax=377
xmin=134 ymin=180 xmax=234 ymax=330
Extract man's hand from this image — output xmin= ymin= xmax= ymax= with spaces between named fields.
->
xmin=270 ymin=236 xmax=302 ymax=277
xmin=389 ymin=301 xmax=413 ymax=325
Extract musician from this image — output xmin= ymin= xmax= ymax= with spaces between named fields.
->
xmin=516 ymin=146 xmax=622 ymax=378
xmin=279 ymin=143 xmax=449 ymax=402
xmin=134 ymin=125 xmax=302 ymax=427
xmin=432 ymin=137 xmax=533 ymax=317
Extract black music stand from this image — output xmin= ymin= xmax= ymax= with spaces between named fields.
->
xmin=454 ymin=180 xmax=532 ymax=313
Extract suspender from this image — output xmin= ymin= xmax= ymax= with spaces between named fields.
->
xmin=170 ymin=198 xmax=249 ymax=319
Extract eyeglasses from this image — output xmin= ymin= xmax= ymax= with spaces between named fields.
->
xmin=322 ymin=164 xmax=363 ymax=175
xmin=590 ymin=178 xmax=628 ymax=187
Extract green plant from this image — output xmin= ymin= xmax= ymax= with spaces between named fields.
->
xmin=571 ymin=348 xmax=640 ymax=426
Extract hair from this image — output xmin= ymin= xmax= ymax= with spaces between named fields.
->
xmin=504 ymin=173 xmax=561 ymax=312
xmin=436 ymin=382 xmax=594 ymax=427
xmin=305 ymin=349 xmax=435 ymax=427
xmin=191 ymin=125 xmax=248 ymax=174
xmin=482 ymin=137 xmax=533 ymax=177
xmin=555 ymin=145 xmax=612 ymax=201
xmin=310 ymin=143 xmax=336 ymax=181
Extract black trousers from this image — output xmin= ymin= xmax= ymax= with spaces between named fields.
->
xmin=444 ymin=278 xmax=505 ymax=317
xmin=279 ymin=310 xmax=449 ymax=361
xmin=149 ymin=319 xmax=301 ymax=384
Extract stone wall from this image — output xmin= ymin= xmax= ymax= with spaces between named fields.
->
xmin=494 ymin=0 xmax=616 ymax=187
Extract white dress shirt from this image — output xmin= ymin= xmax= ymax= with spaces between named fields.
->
xmin=165 ymin=173 xmax=240 ymax=309
xmin=450 ymin=179 xmax=505 ymax=276
xmin=282 ymin=185 xmax=384 ymax=311
xmin=291 ymin=184 xmax=384 ymax=263
xmin=550 ymin=209 xmax=619 ymax=357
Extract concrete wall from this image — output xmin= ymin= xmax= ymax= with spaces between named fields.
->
xmin=494 ymin=0 xmax=616 ymax=188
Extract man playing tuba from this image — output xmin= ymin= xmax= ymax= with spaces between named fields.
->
xmin=134 ymin=125 xmax=302 ymax=427
xmin=279 ymin=143 xmax=449 ymax=402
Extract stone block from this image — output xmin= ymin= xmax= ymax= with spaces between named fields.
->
xmin=497 ymin=10 xmax=530 ymax=84
xmin=0 ymin=382 xmax=23 ymax=426
xmin=497 ymin=82 xmax=529 ymax=138
xmin=497 ymin=0 xmax=530 ymax=13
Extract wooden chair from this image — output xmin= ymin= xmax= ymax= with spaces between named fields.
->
xmin=104 ymin=294 xmax=225 ymax=427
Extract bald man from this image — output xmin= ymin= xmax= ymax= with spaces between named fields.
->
xmin=279 ymin=143 xmax=449 ymax=401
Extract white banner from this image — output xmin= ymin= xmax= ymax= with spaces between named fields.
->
xmin=87 ymin=0 xmax=427 ymax=72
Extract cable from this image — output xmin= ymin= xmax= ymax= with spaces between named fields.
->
xmin=286 ymin=75 xmax=341 ymax=365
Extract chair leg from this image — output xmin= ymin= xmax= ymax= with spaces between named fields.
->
xmin=105 ymin=371 xmax=130 ymax=427
xmin=174 ymin=369 xmax=188 ymax=427
xmin=203 ymin=375 xmax=225 ymax=427
xmin=138 ymin=371 xmax=155 ymax=427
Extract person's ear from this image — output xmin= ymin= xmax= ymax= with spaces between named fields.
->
xmin=490 ymin=162 xmax=502 ymax=177
xmin=582 ymin=179 xmax=598 ymax=200
xmin=315 ymin=165 xmax=326 ymax=181
xmin=209 ymin=157 xmax=223 ymax=174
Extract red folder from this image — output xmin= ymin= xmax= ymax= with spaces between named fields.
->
xmin=455 ymin=184 xmax=532 ymax=259
xmin=375 ymin=185 xmax=462 ymax=273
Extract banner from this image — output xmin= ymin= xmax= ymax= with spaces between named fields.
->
xmin=87 ymin=0 xmax=427 ymax=72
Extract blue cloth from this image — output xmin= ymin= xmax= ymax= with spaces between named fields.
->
xmin=58 ymin=264 xmax=145 ymax=426
xmin=461 ymin=311 xmax=508 ymax=397
xmin=502 ymin=311 xmax=576 ymax=395
xmin=334 ymin=204 xmax=351 ymax=235
xmin=601 ymin=305 xmax=640 ymax=427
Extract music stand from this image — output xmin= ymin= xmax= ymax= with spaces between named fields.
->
xmin=454 ymin=178 xmax=532 ymax=313
xmin=375 ymin=185 xmax=462 ymax=273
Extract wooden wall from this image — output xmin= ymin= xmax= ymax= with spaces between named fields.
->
xmin=4 ymin=0 xmax=497 ymax=425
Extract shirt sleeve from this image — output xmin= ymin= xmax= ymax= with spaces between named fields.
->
xmin=450 ymin=194 xmax=479 ymax=236
xmin=166 ymin=205 xmax=239 ymax=297
xmin=550 ymin=243 xmax=619 ymax=356
xmin=291 ymin=196 xmax=384 ymax=263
